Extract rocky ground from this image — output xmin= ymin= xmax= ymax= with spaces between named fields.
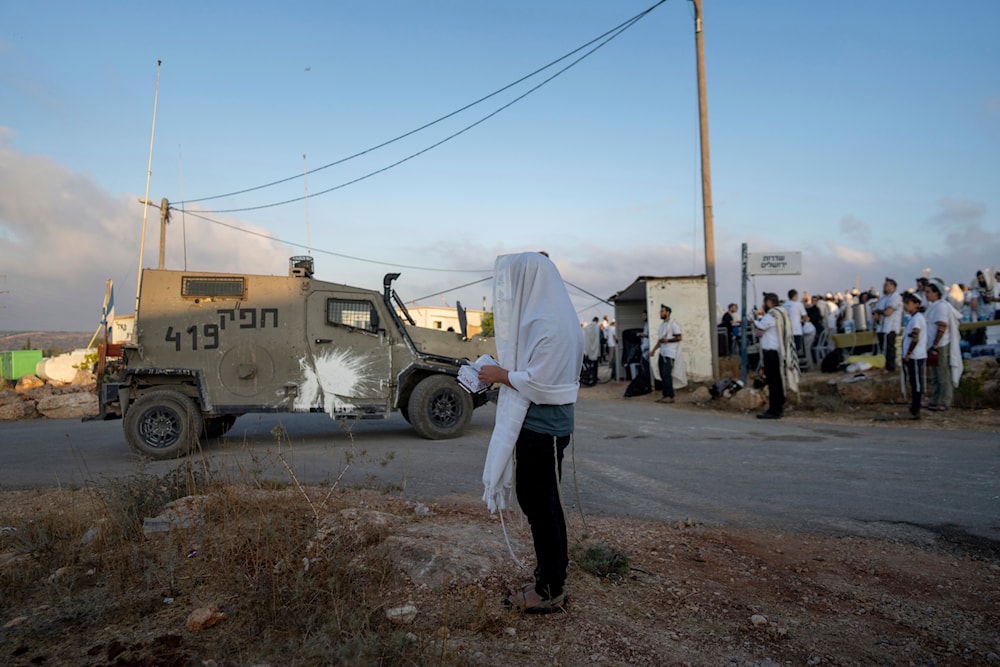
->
xmin=2 ymin=356 xmax=999 ymax=665
xmin=1 ymin=484 xmax=998 ymax=666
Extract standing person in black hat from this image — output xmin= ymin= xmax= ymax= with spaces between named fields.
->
xmin=650 ymin=304 xmax=682 ymax=404
xmin=754 ymin=293 xmax=792 ymax=419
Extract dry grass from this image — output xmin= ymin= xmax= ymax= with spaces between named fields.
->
xmin=0 ymin=425 xmax=463 ymax=667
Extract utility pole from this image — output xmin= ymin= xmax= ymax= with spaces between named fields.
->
xmin=137 ymin=198 xmax=170 ymax=269
xmin=158 ymin=198 xmax=170 ymax=269
xmin=692 ymin=0 xmax=720 ymax=378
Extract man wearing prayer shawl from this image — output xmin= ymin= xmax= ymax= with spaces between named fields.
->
xmin=754 ymin=292 xmax=799 ymax=419
xmin=479 ymin=252 xmax=584 ymax=613
xmin=924 ymin=280 xmax=963 ymax=410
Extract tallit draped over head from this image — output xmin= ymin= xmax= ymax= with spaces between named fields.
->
xmin=481 ymin=252 xmax=584 ymax=512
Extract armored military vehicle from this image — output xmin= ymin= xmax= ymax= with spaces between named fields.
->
xmin=100 ymin=257 xmax=495 ymax=459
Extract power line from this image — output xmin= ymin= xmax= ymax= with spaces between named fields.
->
xmin=566 ymin=281 xmax=613 ymax=307
xmin=178 ymin=208 xmax=623 ymax=314
xmin=409 ymin=276 xmax=494 ymax=303
xmin=175 ymin=1 xmax=667 ymax=213
xmin=178 ymin=209 xmax=492 ymax=273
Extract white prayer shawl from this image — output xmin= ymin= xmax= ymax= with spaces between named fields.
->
xmin=583 ymin=322 xmax=600 ymax=361
xmin=671 ymin=346 xmax=688 ymax=389
xmin=774 ymin=306 xmax=800 ymax=397
xmin=942 ymin=301 xmax=964 ymax=388
xmin=481 ymin=253 xmax=584 ymax=512
xmin=927 ymin=297 xmax=964 ymax=389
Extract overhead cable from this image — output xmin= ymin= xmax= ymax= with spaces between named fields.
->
xmin=175 ymin=0 xmax=667 ymax=213
xmin=566 ymin=281 xmax=613 ymax=306
xmin=408 ymin=276 xmax=495 ymax=303
xmin=178 ymin=209 xmax=493 ymax=273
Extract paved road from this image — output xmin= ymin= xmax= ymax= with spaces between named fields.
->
xmin=1 ymin=398 xmax=998 ymax=545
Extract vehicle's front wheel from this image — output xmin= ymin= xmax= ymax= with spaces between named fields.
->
xmin=124 ymin=390 xmax=203 ymax=459
xmin=407 ymin=374 xmax=473 ymax=439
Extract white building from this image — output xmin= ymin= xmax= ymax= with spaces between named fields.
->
xmin=610 ymin=275 xmax=713 ymax=383
xmin=403 ymin=305 xmax=488 ymax=337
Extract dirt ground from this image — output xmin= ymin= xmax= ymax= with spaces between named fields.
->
xmin=584 ymin=359 xmax=1000 ymax=433
xmin=2 ymin=368 xmax=999 ymax=666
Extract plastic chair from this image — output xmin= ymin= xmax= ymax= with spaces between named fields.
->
xmin=812 ymin=328 xmax=833 ymax=366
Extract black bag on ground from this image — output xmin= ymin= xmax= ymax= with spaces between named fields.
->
xmin=820 ymin=348 xmax=844 ymax=373
xmin=710 ymin=377 xmax=741 ymax=399
xmin=624 ymin=359 xmax=651 ymax=397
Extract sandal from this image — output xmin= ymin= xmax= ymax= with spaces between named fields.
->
xmin=503 ymin=586 xmax=568 ymax=614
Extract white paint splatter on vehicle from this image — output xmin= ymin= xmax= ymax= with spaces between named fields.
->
xmin=293 ymin=348 xmax=374 ymax=414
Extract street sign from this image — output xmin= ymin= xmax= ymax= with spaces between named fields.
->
xmin=746 ymin=251 xmax=801 ymax=276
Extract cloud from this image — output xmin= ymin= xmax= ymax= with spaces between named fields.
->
xmin=838 ymin=215 xmax=869 ymax=244
xmin=0 ymin=133 xmax=290 ymax=330
xmin=929 ymin=198 xmax=985 ymax=225
xmin=830 ymin=243 xmax=877 ymax=266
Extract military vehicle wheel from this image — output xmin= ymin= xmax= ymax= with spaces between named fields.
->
xmin=203 ymin=415 xmax=238 ymax=439
xmin=124 ymin=390 xmax=203 ymax=460
xmin=407 ymin=374 xmax=472 ymax=439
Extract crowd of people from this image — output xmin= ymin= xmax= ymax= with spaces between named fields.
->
xmin=721 ymin=269 xmax=999 ymax=420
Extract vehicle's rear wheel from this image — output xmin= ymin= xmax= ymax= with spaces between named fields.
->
xmin=124 ymin=390 xmax=203 ymax=460
xmin=202 ymin=414 xmax=238 ymax=439
xmin=407 ymin=374 xmax=473 ymax=439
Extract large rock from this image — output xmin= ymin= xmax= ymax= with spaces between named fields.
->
xmin=381 ymin=522 xmax=518 ymax=590
xmin=35 ymin=393 xmax=98 ymax=419
xmin=15 ymin=375 xmax=45 ymax=393
xmin=35 ymin=349 xmax=92 ymax=384
xmin=0 ymin=398 xmax=38 ymax=420
xmin=955 ymin=357 xmax=1000 ymax=408
xmin=690 ymin=386 xmax=711 ymax=403
xmin=729 ymin=387 xmax=766 ymax=411
xmin=835 ymin=374 xmax=906 ymax=404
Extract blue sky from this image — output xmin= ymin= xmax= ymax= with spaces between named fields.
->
xmin=1 ymin=1 xmax=998 ymax=331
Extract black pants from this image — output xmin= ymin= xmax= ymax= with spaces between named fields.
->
xmin=904 ymin=358 xmax=925 ymax=416
xmin=878 ymin=331 xmax=897 ymax=371
xmin=762 ymin=349 xmax=784 ymax=416
xmin=515 ymin=428 xmax=570 ymax=600
xmin=657 ymin=355 xmax=674 ymax=398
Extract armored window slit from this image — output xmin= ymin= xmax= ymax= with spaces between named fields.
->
xmin=182 ymin=277 xmax=246 ymax=298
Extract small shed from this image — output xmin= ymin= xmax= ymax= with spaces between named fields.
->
xmin=1 ymin=350 xmax=44 ymax=382
xmin=610 ymin=275 xmax=713 ymax=383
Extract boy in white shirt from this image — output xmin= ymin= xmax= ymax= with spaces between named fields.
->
xmin=901 ymin=292 xmax=927 ymax=420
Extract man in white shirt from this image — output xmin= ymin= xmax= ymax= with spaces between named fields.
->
xmin=754 ymin=292 xmax=791 ymax=419
xmin=782 ymin=289 xmax=808 ymax=357
xmin=650 ymin=304 xmax=682 ymax=404
xmin=969 ymin=270 xmax=994 ymax=347
xmin=605 ymin=320 xmax=618 ymax=381
xmin=872 ymin=277 xmax=903 ymax=372
xmin=823 ymin=293 xmax=840 ymax=335
xmin=925 ymin=282 xmax=959 ymax=410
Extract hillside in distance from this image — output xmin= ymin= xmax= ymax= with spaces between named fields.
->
xmin=0 ymin=331 xmax=94 ymax=354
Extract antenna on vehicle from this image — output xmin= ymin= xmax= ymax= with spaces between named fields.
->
xmin=303 ymin=153 xmax=311 ymax=257
xmin=136 ymin=59 xmax=162 ymax=312
xmin=179 ymin=144 xmax=188 ymax=270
